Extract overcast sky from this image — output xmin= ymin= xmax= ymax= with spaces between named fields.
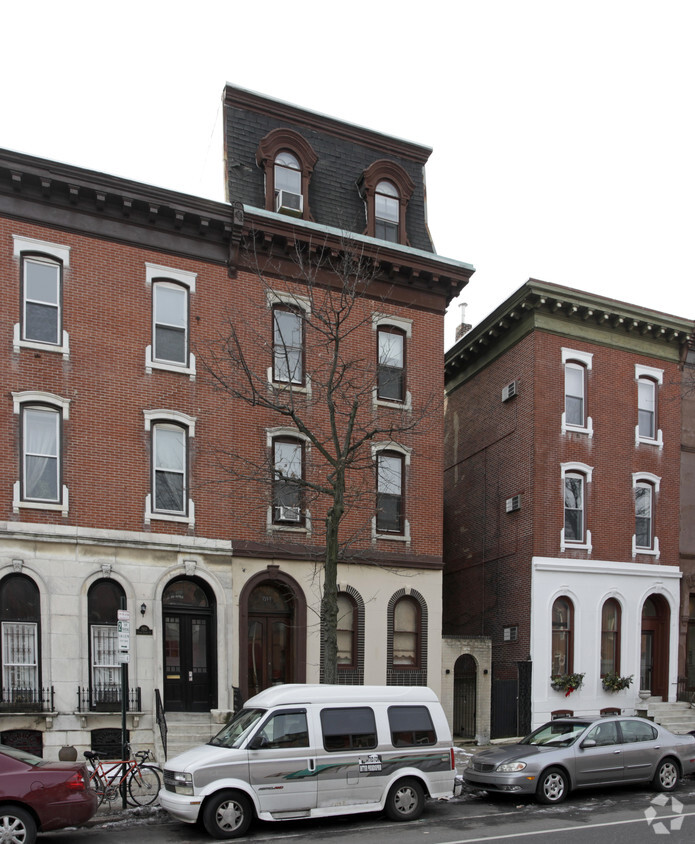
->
xmin=4 ymin=1 xmax=693 ymax=347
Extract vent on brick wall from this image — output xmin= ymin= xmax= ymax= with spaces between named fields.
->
xmin=501 ymin=380 xmax=518 ymax=402
xmin=504 ymin=626 xmax=519 ymax=642
xmin=506 ymin=495 xmax=521 ymax=513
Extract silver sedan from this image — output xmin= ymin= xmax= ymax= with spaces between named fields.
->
xmin=464 ymin=716 xmax=695 ymax=804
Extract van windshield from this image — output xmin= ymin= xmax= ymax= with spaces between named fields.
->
xmin=209 ymin=708 xmax=266 ymax=748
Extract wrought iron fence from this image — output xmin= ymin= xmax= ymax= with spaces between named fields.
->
xmin=76 ymin=685 xmax=141 ymax=712
xmin=0 ymin=686 xmax=54 ymax=712
xmin=677 ymin=676 xmax=695 ymax=703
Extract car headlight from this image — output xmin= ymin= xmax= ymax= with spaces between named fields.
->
xmin=496 ymin=761 xmax=527 ymax=772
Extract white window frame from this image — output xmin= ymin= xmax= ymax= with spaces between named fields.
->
xmin=1 ymin=621 xmax=39 ymax=701
xmin=13 ymin=235 xmax=70 ymax=359
xmin=632 ymin=472 xmax=661 ymax=558
xmin=560 ymin=462 xmax=593 ymax=552
xmin=265 ymin=428 xmax=311 ymax=534
xmin=561 ymin=348 xmax=593 ymax=436
xmin=371 ymin=441 xmax=411 ymax=544
xmin=635 ymin=365 xmax=663 ymax=449
xmin=145 ymin=264 xmax=197 ymax=378
xmin=12 ymin=391 xmax=70 ymax=516
xmin=372 ymin=314 xmax=413 ymax=409
xmin=266 ymin=290 xmax=312 ymax=395
xmin=90 ymin=624 xmax=121 ymax=699
xmin=143 ymin=409 xmax=196 ymax=525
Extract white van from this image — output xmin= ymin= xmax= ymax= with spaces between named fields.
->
xmin=159 ymin=684 xmax=455 ymax=839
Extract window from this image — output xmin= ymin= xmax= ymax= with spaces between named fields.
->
xmin=320 ymin=707 xmax=377 ymax=751
xmin=1 ymin=575 xmax=40 ymax=706
xmin=377 ymin=326 xmax=406 ymax=402
xmin=22 ymin=255 xmax=61 ymax=344
xmin=88 ymin=580 xmax=125 ymax=706
xmin=21 ymin=405 xmax=60 ymax=503
xmin=376 ymin=451 xmax=404 ymax=534
xmin=388 ymin=705 xmax=436 ymax=747
xmin=619 ymin=719 xmax=657 ymax=743
xmin=273 ymin=305 xmax=304 ymax=385
xmin=13 ymin=235 xmax=70 ymax=357
xmin=564 ymin=473 xmax=584 ymax=543
xmin=392 ymin=596 xmax=420 ymax=668
xmin=375 ymin=181 xmax=399 ymax=242
xmin=638 ymin=378 xmax=656 ymax=439
xmin=337 ymin=593 xmax=356 ymax=669
xmin=564 ymin=362 xmax=585 ymax=427
xmin=273 ymin=438 xmax=304 ymax=524
xmin=152 ymin=423 xmax=187 ymax=515
xmin=359 ymin=160 xmax=415 ymax=245
xmin=635 ymin=365 xmax=664 ymax=447
xmin=551 ymin=597 xmax=573 ymax=675
xmin=256 ymin=128 xmax=317 ymax=220
xmin=255 ymin=709 xmax=309 ymax=749
xmin=153 ymin=281 xmax=188 ymax=365
xmin=635 ymin=482 xmax=653 ymax=548
xmin=600 ymin=599 xmax=621 ymax=676
xmin=585 ymin=721 xmax=619 ymax=747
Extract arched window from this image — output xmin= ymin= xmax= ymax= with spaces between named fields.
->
xmin=376 ymin=451 xmax=405 ymax=534
xmin=637 ymin=377 xmax=657 ymax=440
xmin=1 ymin=575 xmax=41 ymax=705
xmin=152 ymin=280 xmax=189 ymax=366
xmin=272 ymin=304 xmax=304 ymax=385
xmin=393 ymin=596 xmax=420 ymax=668
xmin=359 ymin=159 xmax=415 ymax=245
xmin=152 ymin=422 xmax=187 ymax=515
xmin=272 ymin=437 xmax=304 ymax=525
xmin=21 ymin=254 xmax=62 ymax=345
xmin=274 ymin=152 xmax=302 ymax=214
xmin=635 ymin=482 xmax=653 ymax=549
xmin=600 ymin=598 xmax=621 ymax=676
xmin=551 ymin=597 xmax=573 ymax=675
xmin=564 ymin=362 xmax=586 ymax=427
xmin=564 ymin=473 xmax=584 ymax=543
xmin=375 ymin=181 xmax=399 ymax=242
xmin=21 ymin=404 xmax=61 ymax=503
xmin=336 ymin=593 xmax=356 ymax=669
xmin=377 ymin=325 xmax=406 ymax=402
xmin=88 ymin=580 xmax=125 ymax=706
xmin=257 ymin=128 xmax=318 ymax=220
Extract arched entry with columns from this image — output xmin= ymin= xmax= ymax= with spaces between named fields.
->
xmin=162 ymin=577 xmax=216 ymax=712
xmin=239 ymin=568 xmax=306 ymax=702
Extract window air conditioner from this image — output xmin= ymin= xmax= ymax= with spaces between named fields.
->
xmin=505 ymin=495 xmax=521 ymax=513
xmin=275 ymin=190 xmax=303 ymax=216
xmin=501 ymin=380 xmax=518 ymax=402
xmin=276 ymin=506 xmax=301 ymax=523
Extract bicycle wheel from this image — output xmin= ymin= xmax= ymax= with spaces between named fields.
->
xmin=127 ymin=764 xmax=162 ymax=806
xmin=90 ymin=772 xmax=108 ymax=807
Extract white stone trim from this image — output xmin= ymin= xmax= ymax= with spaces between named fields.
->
xmin=143 ymin=409 xmax=196 ymax=436
xmin=632 ymin=534 xmax=660 ymax=559
xmin=372 ymin=516 xmax=411 ymax=544
xmin=145 ymin=345 xmax=196 ymax=378
xmin=266 ymin=427 xmax=311 ymax=447
xmin=145 ymin=262 xmax=196 ymax=291
xmin=13 ymin=481 xmax=69 ymax=516
xmin=13 ymin=323 xmax=70 ymax=359
xmin=13 ymin=391 xmax=70 ymax=418
xmin=13 ymin=234 xmax=70 ymax=266
xmin=560 ymin=528 xmax=592 ymax=554
xmin=266 ymin=367 xmax=312 ymax=397
xmin=635 ymin=424 xmax=663 ymax=450
xmin=562 ymin=348 xmax=593 ymax=369
xmin=561 ymin=411 xmax=593 ymax=438
xmin=144 ymin=494 xmax=195 ymax=526
xmin=372 ymin=313 xmax=413 ymax=337
xmin=634 ymin=364 xmax=663 ymax=385
xmin=560 ymin=461 xmax=593 ymax=483
xmin=266 ymin=288 xmax=311 ymax=315
xmin=632 ymin=472 xmax=661 ymax=492
xmin=371 ymin=441 xmax=412 ymax=464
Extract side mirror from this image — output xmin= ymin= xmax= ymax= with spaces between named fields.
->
xmin=248 ymin=734 xmax=270 ymax=750
xmin=581 ymin=738 xmax=597 ymax=748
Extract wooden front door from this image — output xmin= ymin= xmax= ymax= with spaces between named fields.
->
xmin=246 ymin=583 xmax=294 ymax=698
xmin=641 ymin=596 xmax=669 ymax=699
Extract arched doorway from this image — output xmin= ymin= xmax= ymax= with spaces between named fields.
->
xmin=641 ymin=595 xmax=670 ymax=699
xmin=453 ymin=654 xmax=477 ymax=738
xmin=239 ymin=571 xmax=306 ymax=701
xmin=162 ymin=578 xmax=216 ymax=712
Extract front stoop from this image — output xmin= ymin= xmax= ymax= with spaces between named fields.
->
xmin=155 ymin=711 xmax=216 ymax=763
xmin=635 ymin=697 xmax=695 ymax=734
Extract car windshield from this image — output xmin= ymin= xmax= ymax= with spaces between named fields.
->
xmin=209 ymin=708 xmax=265 ymax=748
xmin=0 ymin=744 xmax=43 ymax=766
xmin=520 ymin=721 xmax=591 ymax=747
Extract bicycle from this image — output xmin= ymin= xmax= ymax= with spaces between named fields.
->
xmin=84 ymin=745 xmax=162 ymax=807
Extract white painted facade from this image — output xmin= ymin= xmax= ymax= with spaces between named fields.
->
xmin=531 ymin=557 xmax=682 ymax=726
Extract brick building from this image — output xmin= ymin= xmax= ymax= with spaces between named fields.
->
xmin=444 ymin=280 xmax=692 ymax=737
xmin=0 ymin=85 xmax=474 ymax=758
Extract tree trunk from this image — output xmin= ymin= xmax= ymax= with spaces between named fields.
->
xmin=321 ymin=478 xmax=344 ymax=684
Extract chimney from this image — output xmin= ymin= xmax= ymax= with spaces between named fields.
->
xmin=455 ymin=302 xmax=472 ymax=341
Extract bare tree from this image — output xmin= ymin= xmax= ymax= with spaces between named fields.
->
xmin=201 ymin=234 xmax=441 ymax=684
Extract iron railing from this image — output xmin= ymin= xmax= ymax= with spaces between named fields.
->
xmin=76 ymin=685 xmax=141 ymax=712
xmin=155 ymin=688 xmax=167 ymax=760
xmin=0 ymin=686 xmax=54 ymax=712
xmin=677 ymin=676 xmax=695 ymax=703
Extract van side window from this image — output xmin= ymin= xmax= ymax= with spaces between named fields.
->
xmin=256 ymin=709 xmax=309 ymax=748
xmin=320 ymin=707 xmax=377 ymax=751
xmin=388 ymin=705 xmax=436 ymax=746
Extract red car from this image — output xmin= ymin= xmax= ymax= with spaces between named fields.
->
xmin=0 ymin=744 xmax=98 ymax=843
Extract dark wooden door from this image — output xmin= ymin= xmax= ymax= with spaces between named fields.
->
xmin=164 ymin=613 xmax=212 ymax=711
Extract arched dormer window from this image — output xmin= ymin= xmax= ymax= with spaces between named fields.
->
xmin=359 ymin=159 xmax=415 ymax=245
xmin=257 ymin=128 xmax=318 ymax=221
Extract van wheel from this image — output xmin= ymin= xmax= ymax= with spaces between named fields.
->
xmin=202 ymin=790 xmax=253 ymax=839
xmin=385 ymin=777 xmax=425 ymax=821
xmin=0 ymin=805 xmax=37 ymax=844
xmin=653 ymin=758 xmax=679 ymax=792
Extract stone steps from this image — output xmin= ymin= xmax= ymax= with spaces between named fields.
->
xmin=156 ymin=712 xmax=216 ymax=762
xmin=635 ymin=696 xmax=695 ymax=735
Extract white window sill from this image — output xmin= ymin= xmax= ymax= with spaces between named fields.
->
xmin=145 ymin=346 xmax=196 ymax=379
xmin=13 ymin=324 xmax=70 ymax=360
xmin=373 ymin=390 xmax=412 ymax=411
xmin=561 ymin=412 xmax=593 ymax=438
xmin=372 ymin=517 xmax=411 ymax=545
xmin=560 ymin=528 xmax=592 ymax=554
xmin=267 ymin=368 xmax=312 ymax=397
xmin=145 ymin=495 xmax=195 ymax=526
xmin=13 ymin=482 xmax=69 ymax=516
xmin=632 ymin=535 xmax=660 ymax=559
xmin=635 ymin=426 xmax=664 ymax=450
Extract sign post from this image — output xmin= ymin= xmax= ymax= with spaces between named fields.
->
xmin=118 ymin=605 xmax=130 ymax=810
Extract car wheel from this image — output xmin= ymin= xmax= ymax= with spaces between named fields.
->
xmin=536 ymin=767 xmax=569 ymax=804
xmin=653 ymin=758 xmax=679 ymax=792
xmin=385 ymin=777 xmax=426 ymax=821
xmin=202 ymin=790 xmax=253 ymax=839
xmin=0 ymin=806 xmax=37 ymax=844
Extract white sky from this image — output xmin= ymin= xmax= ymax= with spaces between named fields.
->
xmin=3 ymin=1 xmax=693 ymax=348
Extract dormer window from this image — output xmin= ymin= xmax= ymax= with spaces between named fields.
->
xmin=375 ymin=181 xmax=399 ymax=242
xmin=257 ymin=128 xmax=318 ymax=221
xmin=359 ymin=159 xmax=415 ymax=245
